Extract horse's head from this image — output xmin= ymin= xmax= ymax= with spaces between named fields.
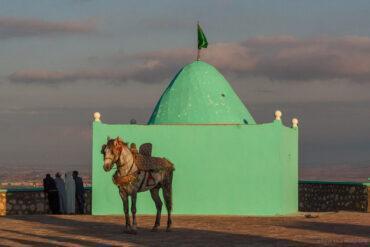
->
xmin=101 ymin=136 xmax=126 ymax=172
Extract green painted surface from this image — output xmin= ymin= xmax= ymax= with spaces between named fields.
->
xmin=92 ymin=120 xmax=298 ymax=216
xmin=148 ymin=61 xmax=256 ymax=125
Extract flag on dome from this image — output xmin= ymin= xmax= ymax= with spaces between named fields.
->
xmin=197 ymin=23 xmax=208 ymax=49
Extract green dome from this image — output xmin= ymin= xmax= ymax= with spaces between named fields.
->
xmin=148 ymin=61 xmax=256 ymax=125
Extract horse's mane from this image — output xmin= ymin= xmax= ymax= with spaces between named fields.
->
xmin=106 ymin=139 xmax=128 ymax=148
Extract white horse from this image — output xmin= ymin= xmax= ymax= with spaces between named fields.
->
xmin=102 ymin=137 xmax=174 ymax=234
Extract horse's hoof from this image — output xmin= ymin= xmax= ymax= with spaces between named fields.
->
xmin=166 ymin=227 xmax=172 ymax=232
xmin=123 ymin=226 xmax=132 ymax=234
xmin=151 ymin=227 xmax=159 ymax=232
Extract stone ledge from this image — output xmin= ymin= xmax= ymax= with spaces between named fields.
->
xmin=299 ymin=181 xmax=369 ymax=212
xmin=1 ymin=183 xmax=369 ymax=215
xmin=0 ymin=187 xmax=91 ymax=215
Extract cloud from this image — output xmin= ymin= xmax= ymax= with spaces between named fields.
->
xmin=8 ymin=35 xmax=370 ymax=84
xmin=241 ymin=36 xmax=370 ymax=81
xmin=8 ymin=60 xmax=177 ymax=84
xmin=0 ymin=17 xmax=96 ymax=39
xmin=138 ymin=18 xmax=192 ymax=30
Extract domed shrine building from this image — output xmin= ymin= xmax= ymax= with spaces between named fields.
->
xmin=92 ymin=61 xmax=299 ymax=216
xmin=148 ymin=61 xmax=255 ymax=125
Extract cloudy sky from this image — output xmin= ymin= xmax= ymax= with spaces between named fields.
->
xmin=1 ymin=0 xmax=370 ymax=171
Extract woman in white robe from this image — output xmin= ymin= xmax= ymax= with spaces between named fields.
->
xmin=65 ymin=171 xmax=76 ymax=214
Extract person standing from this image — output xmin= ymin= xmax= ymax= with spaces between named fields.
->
xmin=55 ymin=172 xmax=66 ymax=214
xmin=65 ymin=171 xmax=76 ymax=214
xmin=73 ymin=170 xmax=85 ymax=214
xmin=43 ymin=174 xmax=60 ymax=214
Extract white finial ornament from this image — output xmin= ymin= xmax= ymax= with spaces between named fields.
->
xmin=275 ymin=110 xmax=282 ymax=121
xmin=94 ymin=112 xmax=101 ymax=122
xmin=292 ymin=118 xmax=299 ymax=128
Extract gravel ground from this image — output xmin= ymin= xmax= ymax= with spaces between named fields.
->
xmin=0 ymin=212 xmax=369 ymax=246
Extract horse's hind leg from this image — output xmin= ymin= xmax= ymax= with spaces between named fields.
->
xmin=162 ymin=172 xmax=173 ymax=232
xmin=150 ymin=187 xmax=162 ymax=232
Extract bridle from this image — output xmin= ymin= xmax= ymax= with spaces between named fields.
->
xmin=103 ymin=140 xmax=146 ymax=189
xmin=104 ymin=143 xmax=135 ymax=174
xmin=102 ymin=144 xmax=118 ymax=171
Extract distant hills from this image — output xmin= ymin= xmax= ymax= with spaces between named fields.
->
xmin=0 ymin=162 xmax=369 ymax=188
xmin=300 ymin=163 xmax=370 ymax=182
xmin=0 ymin=163 xmax=91 ymax=188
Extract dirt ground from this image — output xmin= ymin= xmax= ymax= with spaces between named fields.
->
xmin=0 ymin=212 xmax=369 ymax=246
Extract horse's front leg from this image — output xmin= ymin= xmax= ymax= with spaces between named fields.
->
xmin=131 ymin=192 xmax=137 ymax=233
xmin=120 ymin=190 xmax=133 ymax=234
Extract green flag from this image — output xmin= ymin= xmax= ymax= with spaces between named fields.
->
xmin=197 ymin=23 xmax=208 ymax=50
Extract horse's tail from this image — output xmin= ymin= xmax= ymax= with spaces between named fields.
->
xmin=163 ymin=158 xmax=175 ymax=172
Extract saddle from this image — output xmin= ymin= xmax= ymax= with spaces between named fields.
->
xmin=131 ymin=143 xmax=174 ymax=172
xmin=113 ymin=143 xmax=174 ymax=187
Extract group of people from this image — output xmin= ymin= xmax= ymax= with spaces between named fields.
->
xmin=43 ymin=171 xmax=85 ymax=214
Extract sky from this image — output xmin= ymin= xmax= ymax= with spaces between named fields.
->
xmin=1 ymin=0 xmax=370 ymax=172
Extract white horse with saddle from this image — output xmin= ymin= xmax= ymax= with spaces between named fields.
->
xmin=101 ymin=137 xmax=175 ymax=234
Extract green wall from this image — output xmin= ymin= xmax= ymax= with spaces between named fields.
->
xmin=92 ymin=121 xmax=298 ymax=216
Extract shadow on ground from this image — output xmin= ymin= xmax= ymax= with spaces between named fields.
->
xmin=0 ymin=215 xmax=321 ymax=246
xmin=277 ymin=220 xmax=370 ymax=238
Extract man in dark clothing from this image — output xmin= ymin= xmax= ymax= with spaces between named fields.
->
xmin=73 ymin=171 xmax=85 ymax=214
xmin=43 ymin=174 xmax=60 ymax=214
